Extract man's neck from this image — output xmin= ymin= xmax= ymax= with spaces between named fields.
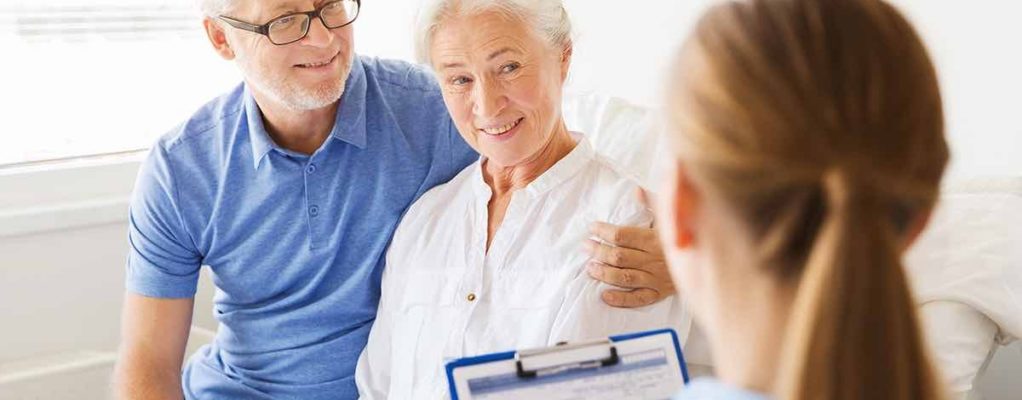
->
xmin=252 ymin=89 xmax=340 ymax=156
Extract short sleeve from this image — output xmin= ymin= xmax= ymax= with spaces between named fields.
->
xmin=125 ymin=143 xmax=202 ymax=298
xmin=355 ymin=255 xmax=398 ymax=399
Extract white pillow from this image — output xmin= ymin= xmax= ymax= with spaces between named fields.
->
xmin=562 ymin=91 xmax=667 ymax=191
xmin=906 ymin=177 xmax=1022 ymax=394
xmin=908 ymin=178 xmax=1022 ymax=343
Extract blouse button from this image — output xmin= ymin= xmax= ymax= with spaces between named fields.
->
xmin=466 ymin=293 xmax=477 ymax=302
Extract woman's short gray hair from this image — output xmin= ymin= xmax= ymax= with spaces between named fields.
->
xmin=415 ymin=0 xmax=573 ymax=65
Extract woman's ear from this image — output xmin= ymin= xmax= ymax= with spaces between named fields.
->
xmin=559 ymin=42 xmax=573 ymax=83
xmin=670 ymin=164 xmax=699 ymax=249
xmin=204 ymin=17 xmax=236 ymax=60
xmin=901 ymin=209 xmax=933 ymax=252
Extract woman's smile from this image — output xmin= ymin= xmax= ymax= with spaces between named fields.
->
xmin=478 ymin=117 xmax=525 ymax=142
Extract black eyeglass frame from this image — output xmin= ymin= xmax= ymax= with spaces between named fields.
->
xmin=218 ymin=0 xmax=361 ymax=45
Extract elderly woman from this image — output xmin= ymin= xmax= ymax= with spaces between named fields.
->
xmin=355 ymin=0 xmax=689 ymax=398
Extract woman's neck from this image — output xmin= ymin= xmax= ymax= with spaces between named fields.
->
xmin=710 ymin=275 xmax=795 ymax=394
xmin=483 ymin=123 xmax=576 ymax=196
xmin=482 ymin=122 xmax=576 ymax=251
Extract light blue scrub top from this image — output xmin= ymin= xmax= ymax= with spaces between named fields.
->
xmin=675 ymin=378 xmax=771 ymax=400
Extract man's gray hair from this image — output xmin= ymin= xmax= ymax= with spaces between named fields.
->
xmin=414 ymin=0 xmax=573 ymax=65
xmin=197 ymin=0 xmax=235 ymax=17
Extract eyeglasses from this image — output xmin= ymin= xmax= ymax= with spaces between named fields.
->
xmin=218 ymin=0 xmax=361 ymax=46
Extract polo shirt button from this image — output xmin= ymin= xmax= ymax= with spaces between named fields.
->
xmin=306 ymin=164 xmax=317 ymax=174
xmin=309 ymin=205 xmax=320 ymax=216
xmin=466 ymin=293 xmax=477 ymax=302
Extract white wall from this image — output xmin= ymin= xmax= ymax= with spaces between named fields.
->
xmin=356 ymin=0 xmax=1022 ymax=180
xmin=0 ymin=215 xmax=219 ymax=398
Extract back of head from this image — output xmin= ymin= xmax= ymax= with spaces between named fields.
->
xmin=667 ymin=0 xmax=949 ymax=398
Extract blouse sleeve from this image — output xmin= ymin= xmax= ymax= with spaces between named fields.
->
xmin=355 ymin=235 xmax=406 ymax=399
xmin=548 ymin=178 xmax=692 ymax=346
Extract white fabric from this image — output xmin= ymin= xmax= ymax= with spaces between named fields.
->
xmin=906 ymin=177 xmax=1022 ymax=395
xmin=562 ymin=91 xmax=669 ymax=190
xmin=355 ymin=137 xmax=691 ymax=399
xmin=919 ymin=301 xmax=999 ymax=396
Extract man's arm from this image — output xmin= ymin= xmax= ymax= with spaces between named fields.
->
xmin=113 ymin=293 xmax=194 ymax=400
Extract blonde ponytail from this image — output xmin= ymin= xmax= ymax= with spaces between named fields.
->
xmin=776 ymin=168 xmax=943 ymax=399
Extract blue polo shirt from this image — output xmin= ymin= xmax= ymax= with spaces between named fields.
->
xmin=126 ymin=55 xmax=476 ymax=399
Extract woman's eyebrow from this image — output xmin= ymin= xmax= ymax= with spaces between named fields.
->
xmin=438 ymin=47 xmax=519 ymax=70
xmin=487 ymin=47 xmax=517 ymax=61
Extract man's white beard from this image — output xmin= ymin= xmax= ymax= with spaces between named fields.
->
xmin=238 ymin=52 xmax=353 ymax=111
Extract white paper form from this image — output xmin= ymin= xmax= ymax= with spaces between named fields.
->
xmin=448 ymin=330 xmax=687 ymax=400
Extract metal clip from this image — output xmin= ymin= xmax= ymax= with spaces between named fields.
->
xmin=514 ymin=338 xmax=620 ymax=379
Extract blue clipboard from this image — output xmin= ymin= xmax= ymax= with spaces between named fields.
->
xmin=445 ymin=328 xmax=689 ymax=400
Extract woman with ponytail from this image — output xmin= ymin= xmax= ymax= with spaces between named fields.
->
xmin=657 ymin=0 xmax=949 ymax=398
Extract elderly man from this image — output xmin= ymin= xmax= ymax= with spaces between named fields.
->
xmin=112 ymin=0 xmax=674 ymax=399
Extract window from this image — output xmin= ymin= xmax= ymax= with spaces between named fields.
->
xmin=0 ymin=0 xmax=240 ymax=167
xmin=0 ymin=0 xmax=418 ymax=238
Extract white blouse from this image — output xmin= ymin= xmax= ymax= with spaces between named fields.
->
xmin=355 ymin=137 xmax=691 ymax=399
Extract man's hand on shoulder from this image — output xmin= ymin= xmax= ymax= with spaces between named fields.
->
xmin=585 ymin=221 xmax=676 ymax=308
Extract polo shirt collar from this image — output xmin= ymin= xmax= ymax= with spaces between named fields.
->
xmin=247 ymin=55 xmax=368 ymax=169
xmin=330 ymin=55 xmax=368 ymax=150
xmin=245 ymin=89 xmax=275 ymax=169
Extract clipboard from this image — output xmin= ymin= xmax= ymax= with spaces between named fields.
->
xmin=445 ymin=328 xmax=689 ymax=400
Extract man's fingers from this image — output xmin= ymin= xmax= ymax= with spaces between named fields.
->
xmin=600 ymin=288 xmax=661 ymax=308
xmin=586 ymin=262 xmax=657 ymax=289
xmin=589 ymin=222 xmax=659 ymax=251
xmin=586 ymin=239 xmax=657 ymax=268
